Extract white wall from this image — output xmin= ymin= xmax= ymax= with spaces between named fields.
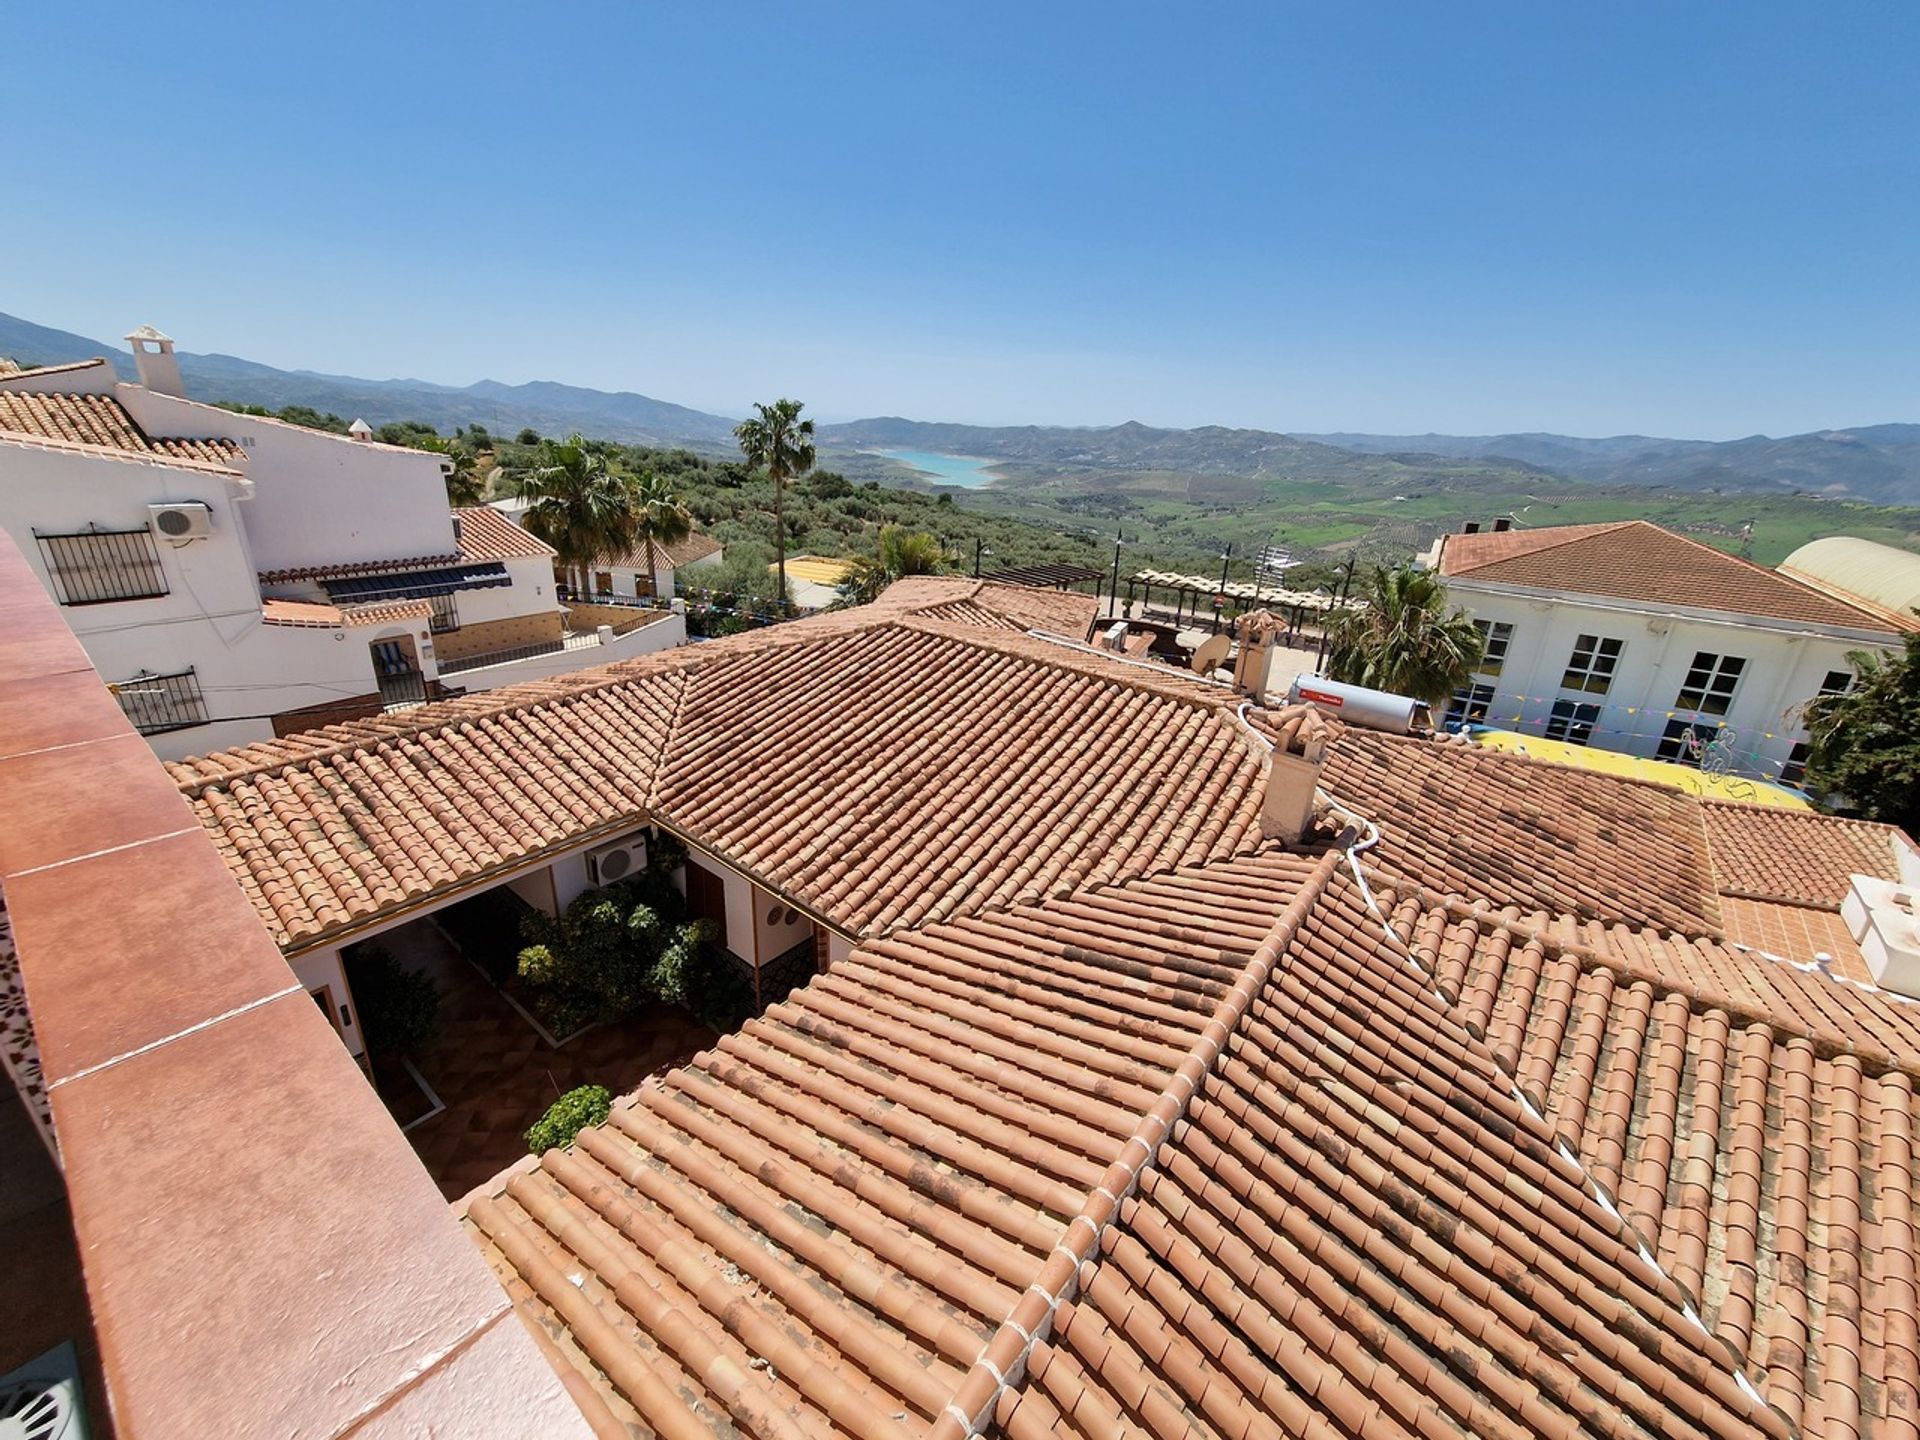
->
xmin=450 ymin=552 xmax=560 ymax=628
xmin=0 ymin=441 xmax=386 ymax=755
xmin=436 ymin=612 xmax=686 ymax=692
xmin=118 ymin=387 xmax=457 ymax=577
xmin=291 ymin=947 xmax=365 ymax=1058
xmin=1447 ymin=579 xmax=1899 ymax=780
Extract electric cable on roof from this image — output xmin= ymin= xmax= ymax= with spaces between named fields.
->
xmin=1231 ymin=708 xmax=1783 ymax=1422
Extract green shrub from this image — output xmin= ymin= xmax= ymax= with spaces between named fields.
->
xmin=514 ymin=861 xmax=704 ymax=1032
xmin=346 ymin=945 xmax=442 ymax=1057
xmin=525 ymin=1085 xmax=611 ymax=1154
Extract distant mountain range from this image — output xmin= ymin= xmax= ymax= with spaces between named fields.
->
xmin=0 ymin=312 xmax=741 ymax=449
xmin=4 ymin=310 xmax=1917 ymax=505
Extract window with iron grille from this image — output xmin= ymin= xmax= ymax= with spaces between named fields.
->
xmin=1559 ymin=633 xmax=1624 ymax=695
xmin=428 ymin=592 xmax=459 ymax=632
xmin=1473 ymin=620 xmax=1515 ymax=677
xmin=1676 ymin=651 xmax=1746 ymax=715
xmin=1446 ymin=681 xmax=1496 ymax=726
xmin=34 ymin=526 xmax=169 ymax=605
xmin=1544 ymin=699 xmax=1600 ymax=745
xmin=111 ymin=668 xmax=209 ymax=735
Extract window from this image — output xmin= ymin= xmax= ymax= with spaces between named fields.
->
xmin=427 ymin=592 xmax=460 ymax=633
xmin=1818 ymin=669 xmax=1853 ymax=698
xmin=1560 ymin=633 xmax=1624 ymax=695
xmin=34 ymin=526 xmax=169 ymax=605
xmin=1544 ymin=699 xmax=1600 ymax=744
xmin=1474 ymin=620 xmax=1515 ymax=677
xmin=1676 ymin=652 xmax=1746 ymax=715
xmin=1780 ymin=741 xmax=1811 ymax=788
xmin=595 ymin=571 xmax=614 ymax=595
xmin=1656 ymin=718 xmax=1724 ymax=767
xmin=1446 ymin=682 xmax=1496 ymax=726
xmin=110 ymin=667 xmax=208 ymax=735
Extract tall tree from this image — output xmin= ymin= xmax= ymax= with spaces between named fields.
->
xmin=1801 ymin=628 xmax=1920 ymax=830
xmin=1323 ymin=564 xmax=1485 ymax=711
xmin=629 ymin=468 xmax=694 ymax=597
xmin=839 ymin=526 xmax=947 ymax=605
xmin=500 ymin=433 xmax=639 ymax=595
xmin=733 ymin=399 xmax=815 ymax=608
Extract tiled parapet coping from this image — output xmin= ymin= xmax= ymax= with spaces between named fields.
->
xmin=0 ymin=532 xmax=590 ymax=1439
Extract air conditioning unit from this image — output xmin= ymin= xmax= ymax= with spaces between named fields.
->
xmin=148 ymin=502 xmax=212 ymax=541
xmin=584 ymin=833 xmax=648 ymax=888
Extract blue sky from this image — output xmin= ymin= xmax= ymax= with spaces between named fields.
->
xmin=5 ymin=3 xmax=1917 ymax=437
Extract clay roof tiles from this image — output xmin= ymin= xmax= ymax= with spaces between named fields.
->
xmin=469 ymin=852 xmax=1790 ymax=1440
xmin=1438 ymin=519 xmax=1905 ymax=633
xmin=0 ymin=390 xmax=243 ymax=466
xmin=1382 ymin=882 xmax=1920 ymax=1438
xmin=451 ymin=505 xmax=557 ymax=561
xmin=1703 ymin=799 xmax=1910 ymax=905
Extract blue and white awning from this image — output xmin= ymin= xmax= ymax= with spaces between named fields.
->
xmin=322 ymin=562 xmax=511 ymax=602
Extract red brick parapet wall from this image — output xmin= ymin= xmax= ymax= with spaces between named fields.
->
xmin=0 ymin=532 xmax=590 ymax=1439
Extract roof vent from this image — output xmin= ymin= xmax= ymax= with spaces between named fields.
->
xmin=347 ymin=418 xmax=373 ymax=441
xmin=1843 ymin=875 xmax=1920 ymax=997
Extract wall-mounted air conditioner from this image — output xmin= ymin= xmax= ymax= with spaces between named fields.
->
xmin=584 ymin=832 xmax=648 ymax=887
xmin=148 ymin=502 xmax=212 ymax=541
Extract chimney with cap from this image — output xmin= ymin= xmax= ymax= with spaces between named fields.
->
xmin=348 ymin=418 xmax=374 ymax=441
xmin=1492 ymin=516 xmax=1513 ymax=532
xmin=1258 ymin=703 xmax=1340 ymax=843
xmin=125 ymin=325 xmax=185 ymax=398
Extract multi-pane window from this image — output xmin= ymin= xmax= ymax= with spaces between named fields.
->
xmin=1560 ymin=634 xmax=1624 ymax=695
xmin=1676 ymin=652 xmax=1746 ymax=715
xmin=1545 ymin=699 xmax=1600 ymax=745
xmin=1656 ymin=717 xmax=1723 ymax=766
xmin=110 ymin=668 xmax=208 ymax=735
xmin=1474 ymin=620 xmax=1515 ymax=677
xmin=1780 ymin=741 xmax=1812 ymax=788
xmin=1446 ymin=682 xmax=1496 ymax=727
xmin=34 ymin=526 xmax=169 ymax=605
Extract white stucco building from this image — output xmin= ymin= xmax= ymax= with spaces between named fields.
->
xmin=0 ymin=328 xmax=686 ymax=758
xmin=1419 ymin=519 xmax=1912 ymax=788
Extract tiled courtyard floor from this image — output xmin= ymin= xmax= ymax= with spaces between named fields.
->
xmin=374 ymin=920 xmax=715 ymax=1201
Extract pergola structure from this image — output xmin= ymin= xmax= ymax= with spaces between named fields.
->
xmin=1125 ymin=567 xmax=1362 ymax=632
xmin=984 ymin=561 xmax=1105 ymax=590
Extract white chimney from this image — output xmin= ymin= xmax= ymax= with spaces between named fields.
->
xmin=124 ymin=325 xmax=185 ymax=398
xmin=1258 ymin=704 xmax=1337 ymax=843
xmin=348 ymin=418 xmax=373 ymax=441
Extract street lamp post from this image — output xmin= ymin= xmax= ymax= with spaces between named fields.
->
xmin=1213 ymin=542 xmax=1233 ymax=635
xmin=973 ymin=539 xmax=991 ymax=579
xmin=1107 ymin=527 xmax=1126 ymax=620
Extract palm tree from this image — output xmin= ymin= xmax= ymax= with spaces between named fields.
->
xmin=734 ymin=399 xmax=815 ymax=608
xmin=839 ymin=526 xmax=947 ymax=605
xmin=1323 ymin=564 xmax=1485 ymax=711
xmin=503 ymin=434 xmax=640 ymax=596
xmin=629 ymin=469 xmax=694 ymax=598
xmin=437 ymin=438 xmax=485 ymax=507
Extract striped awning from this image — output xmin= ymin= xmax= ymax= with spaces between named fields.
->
xmin=322 ymin=561 xmax=511 ymax=602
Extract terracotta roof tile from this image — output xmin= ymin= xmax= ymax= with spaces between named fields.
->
xmin=260 ymin=598 xmax=344 ymax=628
xmin=1380 ymin=879 xmax=1920 ymax=1437
xmin=0 ymin=390 xmax=243 ymax=466
xmin=1703 ymin=799 xmax=1911 ymax=905
xmin=453 ymin=505 xmax=557 ymax=561
xmin=1438 ymin=519 xmax=1904 ymax=632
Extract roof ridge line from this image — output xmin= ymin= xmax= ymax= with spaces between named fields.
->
xmin=1447 ymin=519 xmax=1635 ymax=572
xmin=1343 ymin=856 xmax=1791 ymax=1430
xmin=928 ymin=847 xmax=1347 ymax=1440
xmin=0 ymin=427 xmax=247 ymax=476
xmin=1391 ymin=872 xmax=1920 ymax=1080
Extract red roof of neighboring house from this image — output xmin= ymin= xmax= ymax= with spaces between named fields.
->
xmin=0 ymin=390 xmax=244 ymax=466
xmin=1436 ymin=519 xmax=1909 ymax=632
xmin=452 ymin=505 xmax=557 ymax=561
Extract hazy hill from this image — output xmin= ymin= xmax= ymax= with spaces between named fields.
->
xmin=0 ymin=312 xmax=740 ymax=449
xmin=1301 ymin=428 xmax=1920 ymax=504
xmin=4 ymin=309 xmax=1915 ymax=505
